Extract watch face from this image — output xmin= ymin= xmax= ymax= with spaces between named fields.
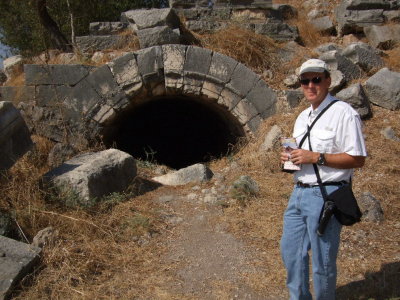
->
xmin=318 ymin=154 xmax=325 ymax=165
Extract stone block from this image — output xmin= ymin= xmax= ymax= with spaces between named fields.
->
xmin=0 ymin=101 xmax=33 ymax=170
xmin=245 ymin=79 xmax=276 ymax=118
xmin=42 ymin=149 xmax=137 ymax=206
xmin=0 ymin=86 xmax=35 ymax=104
xmin=152 ymin=163 xmax=213 ymax=186
xmin=184 ymin=46 xmax=213 ymax=77
xmin=136 ymin=46 xmax=164 ymax=85
xmin=108 ymin=52 xmax=143 ymax=97
xmin=364 ymin=24 xmax=400 ymax=49
xmin=121 ymin=8 xmax=180 ymax=30
xmin=207 ymin=52 xmax=238 ymax=84
xmin=336 ymin=7 xmax=385 ymax=35
xmin=342 ymin=42 xmax=384 ymax=72
xmin=64 ymin=79 xmax=103 ymax=119
xmin=35 ymin=85 xmax=70 ymax=107
xmin=76 ymin=35 xmax=129 ymax=53
xmin=336 ymin=83 xmax=372 ymax=119
xmin=231 ymin=99 xmax=258 ymax=125
xmin=137 ymin=26 xmax=181 ymax=48
xmin=365 ymin=67 xmax=400 ymax=110
xmin=320 ymin=50 xmax=364 ymax=81
xmin=89 ymin=22 xmax=128 ymax=35
xmin=254 ymin=20 xmax=299 ymax=42
xmin=25 ymin=64 xmax=92 ymax=86
xmin=226 ymin=63 xmax=259 ymax=97
xmin=217 ymin=88 xmax=242 ymax=110
xmin=0 ymin=236 xmax=41 ymax=300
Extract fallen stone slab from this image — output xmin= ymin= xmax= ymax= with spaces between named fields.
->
xmin=137 ymin=26 xmax=181 ymax=48
xmin=342 ymin=42 xmax=384 ymax=72
xmin=364 ymin=68 xmax=400 ymax=110
xmin=335 ymin=83 xmax=372 ymax=119
xmin=364 ymin=24 xmax=400 ymax=50
xmin=152 ymin=163 xmax=213 ymax=186
xmin=0 ymin=235 xmax=41 ymax=300
xmin=0 ymin=101 xmax=33 ymax=171
xmin=42 ymin=149 xmax=137 ymax=206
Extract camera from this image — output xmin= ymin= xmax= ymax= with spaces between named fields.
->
xmin=317 ymin=200 xmax=336 ymax=236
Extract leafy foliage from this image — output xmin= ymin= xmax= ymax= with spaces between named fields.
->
xmin=0 ymin=0 xmax=168 ymax=56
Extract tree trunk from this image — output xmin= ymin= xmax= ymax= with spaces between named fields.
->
xmin=36 ymin=0 xmax=72 ymax=52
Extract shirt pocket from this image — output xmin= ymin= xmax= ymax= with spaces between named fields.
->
xmin=311 ymin=129 xmax=335 ymax=152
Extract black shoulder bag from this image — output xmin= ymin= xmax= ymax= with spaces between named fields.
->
xmin=298 ymin=100 xmax=362 ymax=236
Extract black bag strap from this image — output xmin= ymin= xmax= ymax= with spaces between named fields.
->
xmin=298 ymin=100 xmax=339 ymax=149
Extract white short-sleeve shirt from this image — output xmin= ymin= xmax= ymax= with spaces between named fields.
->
xmin=293 ymin=94 xmax=367 ymax=184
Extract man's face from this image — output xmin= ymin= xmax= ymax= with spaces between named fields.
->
xmin=300 ymin=72 xmax=331 ymax=108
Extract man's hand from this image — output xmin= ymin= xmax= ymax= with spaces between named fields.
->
xmin=289 ymin=149 xmax=318 ymax=165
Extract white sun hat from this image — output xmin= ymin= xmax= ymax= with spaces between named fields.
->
xmin=299 ymin=59 xmax=329 ymax=75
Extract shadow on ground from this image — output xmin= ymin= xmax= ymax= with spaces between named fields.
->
xmin=336 ymin=261 xmax=400 ymax=300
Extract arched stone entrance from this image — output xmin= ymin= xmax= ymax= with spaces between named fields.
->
xmin=22 ymin=45 xmax=277 ymax=168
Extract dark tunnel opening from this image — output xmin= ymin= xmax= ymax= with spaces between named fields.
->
xmin=102 ymin=96 xmax=246 ymax=169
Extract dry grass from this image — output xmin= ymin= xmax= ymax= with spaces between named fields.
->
xmin=2 ymin=2 xmax=400 ymax=299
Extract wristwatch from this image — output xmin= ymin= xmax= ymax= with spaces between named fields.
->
xmin=317 ymin=153 xmax=326 ymax=166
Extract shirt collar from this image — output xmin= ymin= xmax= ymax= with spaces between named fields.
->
xmin=309 ymin=94 xmax=335 ymax=118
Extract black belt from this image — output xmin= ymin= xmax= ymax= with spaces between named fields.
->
xmin=296 ymin=181 xmax=348 ymax=188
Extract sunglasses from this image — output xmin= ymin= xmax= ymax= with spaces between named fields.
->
xmin=299 ymin=76 xmax=323 ymax=85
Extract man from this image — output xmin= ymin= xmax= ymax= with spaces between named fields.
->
xmin=280 ymin=59 xmax=367 ymax=300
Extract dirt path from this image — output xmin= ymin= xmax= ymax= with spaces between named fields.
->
xmin=153 ymin=188 xmax=286 ymax=300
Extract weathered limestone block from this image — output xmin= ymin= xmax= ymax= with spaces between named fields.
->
xmin=185 ymin=20 xmax=226 ymax=32
xmin=358 ymin=192 xmax=384 ymax=223
xmin=284 ymin=89 xmax=304 ymax=108
xmin=108 ymin=52 xmax=143 ymax=97
xmin=76 ymin=35 xmax=130 ymax=53
xmin=245 ymin=79 xmax=277 ymax=118
xmin=207 ymin=52 xmax=238 ymax=84
xmin=0 ymin=86 xmax=35 ymax=104
xmin=218 ymin=87 xmax=242 ymax=110
xmin=0 ymin=102 xmax=33 ymax=170
xmin=24 ymin=64 xmax=92 ymax=86
xmin=231 ymin=99 xmax=259 ymax=125
xmin=43 ymin=149 xmax=137 ymax=206
xmin=136 ymin=46 xmax=164 ymax=86
xmin=226 ymin=63 xmax=259 ymax=98
xmin=89 ymin=22 xmax=128 ymax=35
xmin=342 ymin=42 xmax=384 ymax=71
xmin=364 ymin=24 xmax=400 ymax=49
xmin=365 ymin=67 xmax=400 ymax=110
xmin=162 ymin=44 xmax=187 ymax=91
xmin=319 ymin=50 xmax=364 ymax=81
xmin=254 ymin=20 xmax=299 ymax=42
xmin=121 ymin=8 xmax=180 ymax=30
xmin=335 ymin=83 xmax=372 ymax=119
xmin=152 ymin=163 xmax=213 ymax=186
xmin=0 ymin=236 xmax=41 ymax=300
xmin=335 ymin=0 xmax=388 ymax=35
xmin=260 ymin=124 xmax=282 ymax=151
xmin=183 ymin=46 xmax=213 ymax=94
xmin=309 ymin=16 xmax=335 ymax=34
xmin=137 ymin=26 xmax=181 ymax=48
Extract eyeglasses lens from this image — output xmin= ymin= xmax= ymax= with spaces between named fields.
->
xmin=300 ymin=77 xmax=323 ymax=85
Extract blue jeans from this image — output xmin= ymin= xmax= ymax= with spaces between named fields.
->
xmin=281 ymin=185 xmax=342 ymax=300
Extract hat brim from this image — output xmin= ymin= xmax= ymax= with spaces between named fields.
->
xmin=300 ymin=67 xmax=327 ymax=75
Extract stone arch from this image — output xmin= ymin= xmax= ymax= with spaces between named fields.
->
xmin=85 ymin=45 xmax=277 ymax=167
xmin=22 ymin=45 xmax=277 ymax=168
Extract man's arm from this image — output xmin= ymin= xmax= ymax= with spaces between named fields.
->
xmin=288 ymin=149 xmax=365 ymax=169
